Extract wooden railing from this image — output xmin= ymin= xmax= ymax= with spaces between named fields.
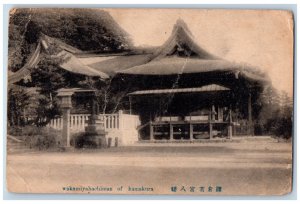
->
xmin=48 ymin=111 xmax=140 ymax=133
xmin=103 ymin=114 xmax=119 ymax=129
xmin=48 ymin=114 xmax=89 ymax=132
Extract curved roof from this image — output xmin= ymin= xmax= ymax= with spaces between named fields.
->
xmin=84 ymin=54 xmax=153 ymax=76
xmin=55 ymin=50 xmax=109 ymax=78
xmin=149 ymin=19 xmax=219 ymax=61
xmin=119 ymin=57 xmax=244 ymax=75
xmin=8 ymin=34 xmax=109 ymax=85
xmin=8 ymin=42 xmax=42 ymax=84
xmin=115 ymin=19 xmax=268 ymax=83
xmin=42 ymin=34 xmax=82 ymax=54
xmin=9 ymin=20 xmax=269 ymax=86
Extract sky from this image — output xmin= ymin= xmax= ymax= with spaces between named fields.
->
xmin=103 ymin=9 xmax=294 ymax=96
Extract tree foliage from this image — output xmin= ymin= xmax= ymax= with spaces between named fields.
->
xmin=256 ymin=86 xmax=293 ymax=138
xmin=78 ymin=77 xmax=128 ymax=114
xmin=8 ymin=8 xmax=132 ymax=71
xmin=7 ymin=87 xmax=31 ymax=126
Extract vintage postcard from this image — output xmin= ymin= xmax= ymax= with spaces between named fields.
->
xmin=6 ymin=8 xmax=294 ymax=195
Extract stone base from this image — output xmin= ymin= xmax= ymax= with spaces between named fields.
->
xmin=85 ymin=135 xmax=107 ymax=148
xmin=83 ymin=115 xmax=107 ymax=148
xmin=84 ymin=122 xmax=106 ymax=148
xmin=85 ymin=124 xmax=106 ymax=135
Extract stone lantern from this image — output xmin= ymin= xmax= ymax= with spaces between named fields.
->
xmin=57 ymin=88 xmax=106 ymax=148
xmin=57 ymin=90 xmax=73 ymax=147
xmin=84 ymin=97 xmax=107 ymax=147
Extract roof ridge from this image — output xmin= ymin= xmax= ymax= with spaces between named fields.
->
xmin=40 ymin=33 xmax=82 ymax=54
xmin=149 ymin=19 xmax=219 ymax=61
xmin=173 ymin=18 xmax=194 ymax=37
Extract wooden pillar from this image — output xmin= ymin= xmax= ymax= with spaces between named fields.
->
xmin=129 ymin=96 xmax=132 ymax=115
xmin=149 ymin=121 xmax=154 ymax=141
xmin=189 ymin=123 xmax=193 ymax=141
xmin=211 ymin=105 xmax=216 ymax=121
xmin=170 ymin=124 xmax=174 ymax=141
xmin=209 ymin=123 xmax=213 ymax=139
xmin=228 ymin=108 xmax=233 ymax=139
xmin=248 ymin=93 xmax=253 ymax=136
xmin=209 ymin=110 xmax=213 ymax=139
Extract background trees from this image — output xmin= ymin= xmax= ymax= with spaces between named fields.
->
xmin=7 ymin=87 xmax=31 ymax=127
xmin=256 ymin=86 xmax=293 ymax=138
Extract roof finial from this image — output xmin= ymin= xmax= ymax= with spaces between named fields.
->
xmin=173 ymin=18 xmax=193 ymax=36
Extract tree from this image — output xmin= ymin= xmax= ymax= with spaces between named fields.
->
xmin=257 ymin=85 xmax=280 ymax=126
xmin=257 ymin=86 xmax=293 ymax=138
xmin=78 ymin=77 xmax=128 ymax=114
xmin=7 ymin=87 xmax=30 ymax=126
xmin=29 ymin=42 xmax=77 ymax=126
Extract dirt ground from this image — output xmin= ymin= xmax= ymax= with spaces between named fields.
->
xmin=6 ymin=141 xmax=293 ymax=195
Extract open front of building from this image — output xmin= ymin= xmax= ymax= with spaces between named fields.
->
xmin=129 ymin=85 xmax=237 ymax=141
xmin=124 ymin=74 xmax=261 ymax=141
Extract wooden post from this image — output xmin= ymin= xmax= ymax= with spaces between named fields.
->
xmin=189 ymin=123 xmax=193 ymax=141
xmin=149 ymin=121 xmax=154 ymax=141
xmin=209 ymin=123 xmax=213 ymax=139
xmin=228 ymin=108 xmax=233 ymax=139
xmin=211 ymin=105 xmax=216 ymax=121
xmin=248 ymin=93 xmax=253 ymax=136
xmin=170 ymin=124 xmax=174 ymax=141
xmin=209 ymin=110 xmax=213 ymax=139
xmin=129 ymin=96 xmax=132 ymax=115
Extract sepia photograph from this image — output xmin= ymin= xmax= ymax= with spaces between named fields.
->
xmin=6 ymin=8 xmax=294 ymax=195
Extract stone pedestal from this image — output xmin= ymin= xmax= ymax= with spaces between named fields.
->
xmin=85 ymin=115 xmax=107 ymax=148
xmin=57 ymin=88 xmax=106 ymax=149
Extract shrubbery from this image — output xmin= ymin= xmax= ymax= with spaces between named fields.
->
xmin=265 ymin=112 xmax=293 ymax=139
xmin=8 ymin=125 xmax=61 ymax=150
xmin=70 ymin=132 xmax=87 ymax=148
xmin=70 ymin=132 xmax=107 ymax=148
